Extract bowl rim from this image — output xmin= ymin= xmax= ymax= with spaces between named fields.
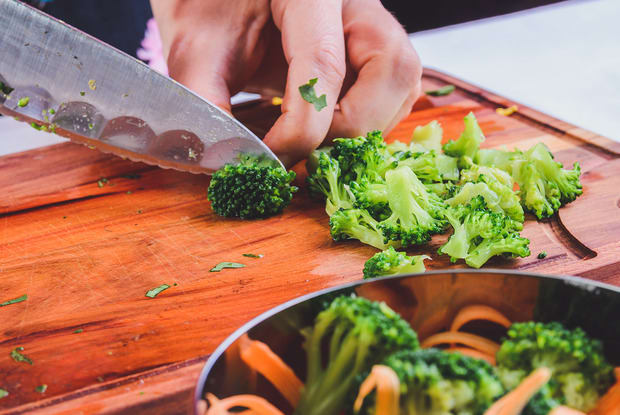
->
xmin=193 ymin=269 xmax=620 ymax=413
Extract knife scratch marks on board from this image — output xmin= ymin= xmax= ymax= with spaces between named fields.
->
xmin=146 ymin=242 xmax=175 ymax=280
xmin=228 ymin=229 xmax=247 ymax=243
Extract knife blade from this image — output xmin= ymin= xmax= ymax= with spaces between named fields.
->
xmin=0 ymin=0 xmax=282 ymax=174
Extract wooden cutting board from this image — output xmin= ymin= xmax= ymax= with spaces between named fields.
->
xmin=1 ymin=69 xmax=619 ymax=414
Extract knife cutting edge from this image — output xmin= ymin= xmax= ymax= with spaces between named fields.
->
xmin=0 ymin=0 xmax=282 ymax=174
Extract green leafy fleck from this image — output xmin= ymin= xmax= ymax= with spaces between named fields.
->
xmin=210 ymin=262 xmax=245 ymax=272
xmin=0 ymin=389 xmax=8 ymax=399
xmin=48 ymin=108 xmax=56 ymax=115
xmin=1 ymin=294 xmax=27 ymax=307
xmin=80 ymin=91 xmax=85 ymax=97
xmin=537 ymin=251 xmax=548 ymax=259
xmin=10 ymin=347 xmax=33 ymax=365
xmin=17 ymin=97 xmax=30 ymax=107
xmin=242 ymin=253 xmax=263 ymax=258
xmin=425 ymin=84 xmax=455 ymax=97
xmin=299 ymin=78 xmax=327 ymax=112
xmin=30 ymin=122 xmax=43 ymax=131
xmin=88 ymin=123 xmax=94 ymax=130
xmin=145 ymin=284 xmax=170 ymax=298
xmin=35 ymin=384 xmax=47 ymax=393
xmin=73 ymin=328 xmax=83 ymax=334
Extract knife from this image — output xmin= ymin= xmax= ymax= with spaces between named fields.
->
xmin=0 ymin=0 xmax=282 ymax=174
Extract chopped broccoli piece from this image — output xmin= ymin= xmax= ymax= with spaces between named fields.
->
xmin=397 ymin=150 xmax=459 ymax=183
xmin=443 ymin=112 xmax=485 ymax=160
xmin=496 ymin=321 xmax=615 ymax=412
xmin=410 ymin=120 xmax=444 ymax=152
xmin=363 ymin=246 xmax=429 ymax=279
xmin=526 ymin=143 xmax=582 ymax=206
xmin=330 ymin=208 xmax=396 ymax=250
xmin=307 ymin=152 xmax=356 ymax=216
xmin=207 ymin=154 xmax=297 ymax=219
xmin=358 ymin=349 xmax=504 ymax=415
xmin=477 ymin=144 xmax=582 ymax=219
xmin=331 ymin=131 xmax=396 ymax=184
xmin=294 ymin=295 xmax=419 ymax=415
xmin=465 ymin=232 xmax=531 ymax=268
xmin=438 ymin=196 xmax=530 ymax=267
xmin=378 ymin=166 xmax=447 ymax=247
xmin=456 ymin=164 xmax=524 ymax=224
xmin=475 ymin=148 xmax=522 ymax=172
xmin=349 ymin=177 xmax=390 ymax=221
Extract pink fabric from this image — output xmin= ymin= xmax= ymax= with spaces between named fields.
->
xmin=137 ymin=18 xmax=169 ymax=76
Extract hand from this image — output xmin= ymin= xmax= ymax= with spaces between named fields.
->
xmin=150 ymin=0 xmax=422 ymax=166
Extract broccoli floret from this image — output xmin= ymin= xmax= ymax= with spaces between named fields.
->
xmin=457 ymin=164 xmax=524 ymax=224
xmin=496 ymin=321 xmax=616 ymax=412
xmin=349 ymin=178 xmax=390 ymax=221
xmin=465 ymin=232 xmax=531 ymax=268
xmin=513 ymin=160 xmax=562 ymax=219
xmin=397 ymin=150 xmax=459 ymax=183
xmin=363 ymin=246 xmax=429 ymax=279
xmin=480 ymin=143 xmax=582 ymax=219
xmin=411 ymin=120 xmax=444 ymax=152
xmin=330 ymin=208 xmax=396 ymax=250
xmin=307 ymin=152 xmax=356 ymax=216
xmin=378 ymin=166 xmax=447 ymax=246
xmin=207 ymin=154 xmax=297 ymax=219
xmin=295 ymin=295 xmax=419 ymax=415
xmin=359 ymin=349 xmax=504 ymax=415
xmin=438 ymin=196 xmax=529 ymax=267
xmin=525 ymin=143 xmax=582 ymax=205
xmin=331 ymin=130 xmax=396 ymax=184
xmin=443 ymin=112 xmax=485 ymax=160
xmin=475 ymin=148 xmax=522 ymax=172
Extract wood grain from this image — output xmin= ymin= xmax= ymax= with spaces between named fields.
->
xmin=1 ymin=69 xmax=619 ymax=414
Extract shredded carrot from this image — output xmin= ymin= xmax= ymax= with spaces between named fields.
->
xmin=238 ymin=334 xmax=303 ymax=407
xmin=450 ymin=305 xmax=511 ymax=332
xmin=590 ymin=370 xmax=620 ymax=415
xmin=353 ymin=365 xmax=400 ymax=415
xmin=206 ymin=393 xmax=284 ymax=415
xmin=446 ymin=347 xmax=496 ymax=365
xmin=421 ymin=331 xmax=501 ymax=356
xmin=550 ymin=406 xmax=586 ymax=415
xmin=484 ymin=368 xmax=551 ymax=415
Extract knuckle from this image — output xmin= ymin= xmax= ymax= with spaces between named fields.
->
xmin=392 ymin=47 xmax=422 ymax=89
xmin=311 ymin=39 xmax=346 ymax=86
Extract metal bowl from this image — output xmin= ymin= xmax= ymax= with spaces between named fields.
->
xmin=194 ymin=269 xmax=620 ymax=414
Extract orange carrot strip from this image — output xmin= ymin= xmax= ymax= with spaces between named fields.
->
xmin=450 ymin=305 xmax=511 ymax=332
xmin=550 ymin=406 xmax=586 ymax=415
xmin=239 ymin=335 xmax=303 ymax=407
xmin=353 ymin=365 xmax=400 ymax=415
xmin=206 ymin=394 xmax=284 ymax=415
xmin=484 ymin=368 xmax=551 ymax=415
xmin=446 ymin=347 xmax=496 ymax=365
xmin=421 ymin=331 xmax=501 ymax=356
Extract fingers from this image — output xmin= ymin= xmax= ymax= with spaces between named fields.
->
xmin=264 ymin=0 xmax=346 ymax=166
xmin=328 ymin=0 xmax=422 ymax=138
xmin=151 ymin=0 xmax=271 ymax=114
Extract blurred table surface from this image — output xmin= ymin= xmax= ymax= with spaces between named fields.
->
xmin=0 ymin=0 xmax=618 ymax=157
